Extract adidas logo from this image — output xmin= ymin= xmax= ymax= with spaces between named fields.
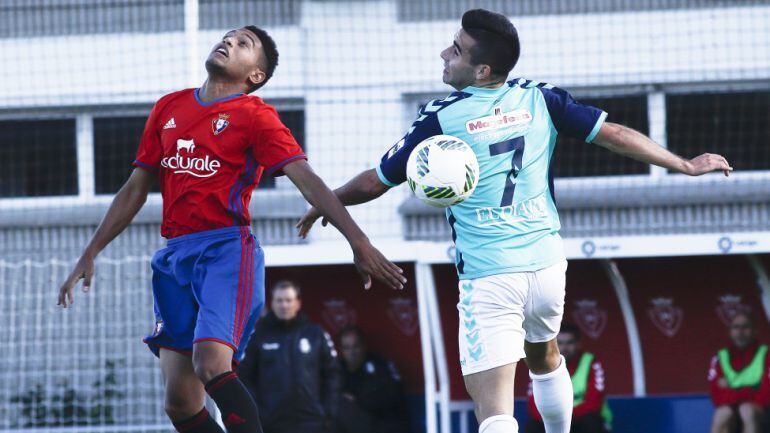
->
xmin=163 ymin=118 xmax=176 ymax=129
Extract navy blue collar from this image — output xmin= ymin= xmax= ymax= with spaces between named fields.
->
xmin=194 ymin=88 xmax=245 ymax=107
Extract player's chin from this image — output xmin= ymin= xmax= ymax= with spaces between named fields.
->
xmin=204 ymin=56 xmax=227 ymax=73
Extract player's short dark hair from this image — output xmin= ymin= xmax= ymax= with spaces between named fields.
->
xmin=338 ymin=325 xmax=366 ymax=345
xmin=461 ymin=9 xmax=520 ymax=78
xmin=271 ymin=279 xmax=300 ymax=298
xmin=560 ymin=322 xmax=582 ymax=340
xmin=244 ymin=25 xmax=278 ymax=92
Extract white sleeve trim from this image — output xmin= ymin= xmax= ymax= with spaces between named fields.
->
xmin=585 ymin=111 xmax=608 ymax=143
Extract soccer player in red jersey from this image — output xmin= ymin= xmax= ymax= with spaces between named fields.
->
xmin=57 ymin=25 xmax=406 ymax=433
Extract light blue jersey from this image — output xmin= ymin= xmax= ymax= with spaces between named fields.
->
xmin=377 ymin=78 xmax=607 ymax=279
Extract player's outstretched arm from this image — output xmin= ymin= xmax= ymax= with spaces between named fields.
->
xmin=283 ymin=160 xmax=404 ymax=290
xmin=593 ymin=122 xmax=733 ymax=176
xmin=57 ymin=168 xmax=155 ymax=308
xmin=296 ymin=168 xmax=389 ymax=238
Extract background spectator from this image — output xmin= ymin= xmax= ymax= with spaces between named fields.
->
xmin=337 ymin=325 xmax=409 ymax=433
xmin=526 ymin=323 xmax=611 ymax=433
xmin=239 ymin=280 xmax=341 ymax=433
xmin=708 ymin=312 xmax=770 ymax=433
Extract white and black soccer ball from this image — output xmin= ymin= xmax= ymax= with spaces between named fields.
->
xmin=406 ymin=135 xmax=479 ymax=208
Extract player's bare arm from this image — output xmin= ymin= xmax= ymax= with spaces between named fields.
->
xmin=57 ymin=168 xmax=155 ymax=308
xmin=282 ymin=160 xmax=405 ymax=290
xmin=593 ymin=121 xmax=733 ymax=177
xmin=296 ymin=168 xmax=388 ymax=238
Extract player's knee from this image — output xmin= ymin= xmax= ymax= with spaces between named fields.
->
xmin=164 ymin=395 xmax=200 ymax=422
xmin=738 ymin=402 xmax=762 ymax=422
xmin=193 ymin=360 xmax=227 ymax=384
xmin=712 ymin=405 xmax=736 ymax=427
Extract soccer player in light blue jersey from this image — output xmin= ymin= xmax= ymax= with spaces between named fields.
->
xmin=298 ymin=9 xmax=732 ymax=433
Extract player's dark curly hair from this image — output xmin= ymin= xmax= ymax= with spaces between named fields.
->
xmin=244 ymin=25 xmax=278 ymax=92
xmin=461 ymin=9 xmax=520 ymax=78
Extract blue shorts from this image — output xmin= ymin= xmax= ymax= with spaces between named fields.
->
xmin=143 ymin=226 xmax=265 ymax=362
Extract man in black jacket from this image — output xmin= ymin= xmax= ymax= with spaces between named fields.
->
xmin=238 ymin=280 xmax=340 ymax=433
xmin=337 ymin=325 xmax=410 ymax=433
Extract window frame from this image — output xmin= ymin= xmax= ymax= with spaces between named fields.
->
xmin=0 ymin=99 xmax=306 ymax=209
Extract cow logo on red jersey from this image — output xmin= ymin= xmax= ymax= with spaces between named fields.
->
xmin=160 ymin=138 xmax=221 ymax=177
xmin=715 ymin=294 xmax=751 ymax=326
xmin=571 ymin=299 xmax=607 ymax=339
xmin=212 ymin=113 xmax=230 ymax=135
xmin=648 ymin=297 xmax=683 ymax=337
xmin=387 ymin=297 xmax=419 ymax=336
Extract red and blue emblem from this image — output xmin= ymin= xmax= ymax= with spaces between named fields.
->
xmin=212 ymin=113 xmax=230 ymax=135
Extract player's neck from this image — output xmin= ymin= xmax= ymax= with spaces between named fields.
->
xmin=472 ymin=77 xmax=506 ymax=89
xmin=198 ymin=79 xmax=246 ymax=103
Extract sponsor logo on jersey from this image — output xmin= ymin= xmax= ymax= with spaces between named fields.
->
xmin=474 ymin=194 xmax=548 ymax=226
xmin=466 ymin=108 xmax=532 ymax=135
xmin=647 ymin=297 xmax=683 ymax=337
xmin=571 ymin=299 xmax=607 ymax=339
xmin=262 ymin=342 xmax=280 ymax=350
xmin=387 ymin=298 xmax=419 ymax=336
xmin=163 ymin=118 xmax=176 ymax=129
xmin=161 ymin=138 xmax=221 ymax=177
xmin=212 ymin=113 xmax=230 ymax=135
xmin=715 ymin=294 xmax=751 ymax=326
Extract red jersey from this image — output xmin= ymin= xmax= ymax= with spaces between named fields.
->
xmin=708 ymin=342 xmax=770 ymax=407
xmin=133 ymin=88 xmax=306 ymax=238
xmin=527 ymin=352 xmax=607 ymax=421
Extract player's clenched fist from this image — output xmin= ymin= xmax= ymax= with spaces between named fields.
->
xmin=58 ymin=253 xmax=95 ymax=308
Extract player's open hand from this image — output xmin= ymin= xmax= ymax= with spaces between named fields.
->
xmin=352 ymin=241 xmax=406 ymax=290
xmin=295 ymin=206 xmax=328 ymax=238
xmin=57 ymin=253 xmax=95 ymax=308
xmin=685 ymin=153 xmax=733 ymax=177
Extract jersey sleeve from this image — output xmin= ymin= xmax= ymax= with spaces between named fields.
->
xmin=538 ymin=85 xmax=607 ymax=143
xmin=250 ymin=105 xmax=307 ymax=177
xmin=132 ymin=101 xmax=164 ymax=172
xmin=376 ymin=101 xmax=443 ymax=187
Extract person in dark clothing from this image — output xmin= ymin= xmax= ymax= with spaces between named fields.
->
xmin=337 ymin=325 xmax=410 ymax=433
xmin=238 ymin=280 xmax=341 ymax=433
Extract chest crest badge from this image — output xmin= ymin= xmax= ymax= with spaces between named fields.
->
xmin=212 ymin=113 xmax=230 ymax=135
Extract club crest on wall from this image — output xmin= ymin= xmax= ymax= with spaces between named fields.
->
xmin=571 ymin=299 xmax=608 ymax=339
xmin=648 ymin=297 xmax=683 ymax=337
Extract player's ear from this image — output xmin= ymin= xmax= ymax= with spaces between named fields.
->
xmin=248 ymin=68 xmax=266 ymax=88
xmin=475 ymin=64 xmax=492 ymax=81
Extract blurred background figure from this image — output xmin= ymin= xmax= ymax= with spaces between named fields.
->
xmin=525 ymin=323 xmax=611 ymax=433
xmin=239 ymin=280 xmax=341 ymax=433
xmin=337 ymin=325 xmax=409 ymax=433
xmin=708 ymin=312 xmax=770 ymax=433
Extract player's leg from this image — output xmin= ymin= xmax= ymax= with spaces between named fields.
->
xmin=160 ymin=349 xmax=224 ymax=433
xmin=738 ymin=402 xmax=762 ymax=433
xmin=457 ymin=274 xmax=528 ymax=433
xmin=523 ymin=261 xmax=572 ymax=433
xmin=464 ymin=364 xmax=519 ymax=432
xmin=144 ymin=247 xmax=222 ymax=433
xmin=192 ymin=227 xmax=265 ymax=433
xmin=710 ymin=406 xmax=737 ymax=433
